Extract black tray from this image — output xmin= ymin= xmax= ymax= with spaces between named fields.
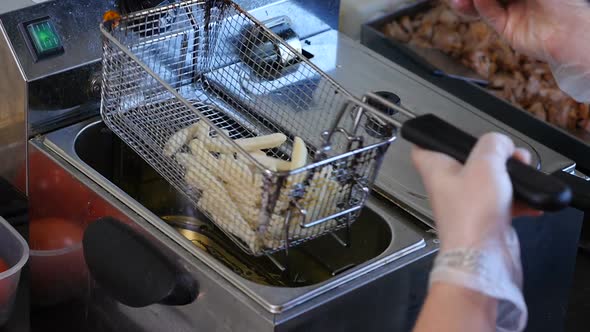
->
xmin=361 ymin=0 xmax=590 ymax=173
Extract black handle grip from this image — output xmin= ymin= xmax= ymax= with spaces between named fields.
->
xmin=400 ymin=114 xmax=572 ymax=211
xmin=552 ymin=171 xmax=590 ymax=211
xmin=83 ymin=217 xmax=198 ymax=308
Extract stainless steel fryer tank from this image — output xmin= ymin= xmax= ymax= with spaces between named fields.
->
xmin=41 ymin=116 xmax=427 ymax=310
xmin=71 ymin=120 xmax=408 ymax=288
xmin=28 ymin=117 xmax=432 ymax=331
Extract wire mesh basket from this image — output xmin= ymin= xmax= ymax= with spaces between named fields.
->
xmin=100 ymin=0 xmax=397 ymax=255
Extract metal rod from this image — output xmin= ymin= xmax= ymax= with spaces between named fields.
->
xmin=301 ymin=204 xmax=363 ymax=228
xmin=331 ymin=264 xmax=356 ymax=276
xmin=265 ymin=254 xmax=286 ymax=272
xmin=329 ymin=232 xmax=348 ymax=247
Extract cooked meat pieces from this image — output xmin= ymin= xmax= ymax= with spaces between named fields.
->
xmin=415 ymin=22 xmax=434 ymax=41
xmin=526 ymin=75 xmax=542 ymax=96
xmin=385 ymin=21 xmax=410 ymax=43
xmin=540 ymin=88 xmax=567 ymax=103
xmin=432 ymin=25 xmax=463 ymax=54
xmin=577 ymin=104 xmax=589 ymax=128
xmin=382 ymin=1 xmax=589 ymax=134
xmin=439 ymin=8 xmax=460 ymax=25
xmin=466 ymin=50 xmax=495 ymax=77
xmin=528 ymin=102 xmax=547 ymax=121
xmin=490 ymin=73 xmax=512 ymax=89
xmin=400 ymin=16 xmax=413 ymax=32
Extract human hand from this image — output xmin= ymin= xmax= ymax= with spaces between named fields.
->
xmin=414 ymin=133 xmax=531 ymax=331
xmin=412 ymin=132 xmax=541 ymax=252
xmin=447 ymin=0 xmax=590 ymax=102
xmin=447 ymin=0 xmax=588 ymax=60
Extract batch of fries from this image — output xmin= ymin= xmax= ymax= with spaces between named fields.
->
xmin=163 ymin=120 xmax=349 ymax=253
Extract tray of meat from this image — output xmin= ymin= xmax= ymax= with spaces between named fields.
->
xmin=361 ymin=0 xmax=590 ymax=144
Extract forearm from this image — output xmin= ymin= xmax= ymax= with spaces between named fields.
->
xmin=411 ymin=135 xmax=528 ymax=332
xmin=413 ymin=282 xmax=497 ymax=332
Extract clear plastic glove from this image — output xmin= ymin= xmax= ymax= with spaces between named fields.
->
xmin=447 ymin=0 xmax=590 ymax=102
xmin=412 ymin=133 xmax=542 ymax=332
xmin=412 ymin=133 xmax=540 ymax=252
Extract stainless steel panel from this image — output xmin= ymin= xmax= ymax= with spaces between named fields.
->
xmin=80 ymin=241 xmax=435 ymax=332
xmin=0 ymin=22 xmax=26 ymax=191
xmin=248 ymin=0 xmax=338 ymax=39
xmin=0 ymin=0 xmax=34 ymax=14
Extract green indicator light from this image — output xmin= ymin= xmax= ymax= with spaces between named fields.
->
xmin=26 ymin=20 xmax=62 ymax=56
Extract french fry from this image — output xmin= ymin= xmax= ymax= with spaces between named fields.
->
xmin=188 ymin=139 xmax=219 ymax=168
xmin=175 ymin=153 xmax=195 ymax=169
xmin=183 ymin=154 xmax=226 ymax=194
xmin=224 ymin=171 xmax=263 ymax=207
xmin=234 ymin=133 xmax=287 ymax=152
xmin=168 ymin=124 xmax=353 ymax=253
xmin=182 ymin=153 xmax=260 ymax=251
xmin=235 ymin=201 xmax=260 ymax=227
xmin=250 ymin=151 xmax=276 ymax=171
xmin=186 ymin=142 xmax=256 ymax=205
xmin=218 ymin=154 xmax=254 ymax=181
xmin=236 ymin=151 xmax=254 ymax=167
xmin=265 ymin=165 xmax=344 ymax=241
xmin=163 ymin=122 xmax=202 ymax=157
xmin=193 ymin=120 xmax=211 ymax=141
xmin=290 ymin=137 xmax=308 ymax=170
xmin=198 ymin=191 xmax=260 ymax=252
xmin=203 ymin=130 xmax=236 ymax=154
xmin=250 ymin=151 xmax=291 ymax=171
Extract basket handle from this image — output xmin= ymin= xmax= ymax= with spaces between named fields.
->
xmin=400 ymin=114 xmax=572 ymax=211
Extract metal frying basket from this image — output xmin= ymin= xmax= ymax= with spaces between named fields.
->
xmin=100 ymin=0 xmax=397 ymax=255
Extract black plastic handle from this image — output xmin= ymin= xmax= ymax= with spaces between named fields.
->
xmin=552 ymin=171 xmax=590 ymax=211
xmin=401 ymin=114 xmax=572 ymax=211
xmin=83 ymin=217 xmax=198 ymax=308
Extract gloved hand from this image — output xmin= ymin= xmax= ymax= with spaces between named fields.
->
xmin=412 ymin=133 xmax=541 ymax=332
xmin=447 ymin=0 xmax=590 ymax=102
xmin=412 ymin=132 xmax=540 ymax=252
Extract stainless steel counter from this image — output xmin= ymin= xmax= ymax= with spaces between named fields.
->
xmin=0 ymin=0 xmax=34 ymax=14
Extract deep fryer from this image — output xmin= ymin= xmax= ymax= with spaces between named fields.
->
xmin=0 ymin=0 xmax=585 ymax=331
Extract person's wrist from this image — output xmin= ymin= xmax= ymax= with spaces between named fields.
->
xmin=429 ymin=227 xmax=527 ymax=332
xmin=440 ymin=237 xmax=485 ymax=253
xmin=437 ymin=218 xmax=505 ymax=252
xmin=429 ymin=281 xmax=498 ymax=308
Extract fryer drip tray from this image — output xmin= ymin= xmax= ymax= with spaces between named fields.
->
xmin=74 ymin=121 xmax=393 ymax=287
